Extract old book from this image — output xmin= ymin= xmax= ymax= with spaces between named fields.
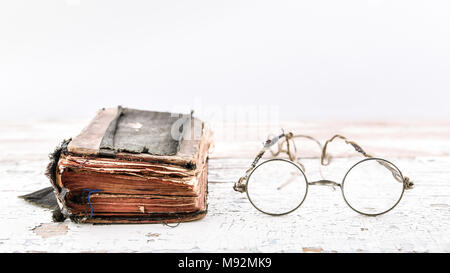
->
xmin=46 ymin=106 xmax=212 ymax=224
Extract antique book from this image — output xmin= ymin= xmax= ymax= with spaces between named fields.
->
xmin=44 ymin=106 xmax=212 ymax=224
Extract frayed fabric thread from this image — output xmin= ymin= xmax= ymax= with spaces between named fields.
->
xmin=82 ymin=189 xmax=103 ymax=218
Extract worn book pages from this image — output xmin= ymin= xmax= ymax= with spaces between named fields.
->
xmin=48 ymin=106 xmax=212 ymax=224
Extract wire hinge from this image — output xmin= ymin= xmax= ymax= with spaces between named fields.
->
xmin=233 ymin=177 xmax=247 ymax=193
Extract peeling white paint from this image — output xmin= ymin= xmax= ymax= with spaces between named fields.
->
xmin=0 ymin=120 xmax=449 ymax=252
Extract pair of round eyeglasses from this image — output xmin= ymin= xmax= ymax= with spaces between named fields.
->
xmin=233 ymin=132 xmax=414 ymax=216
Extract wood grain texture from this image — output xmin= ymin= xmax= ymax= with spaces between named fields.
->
xmin=0 ymin=119 xmax=449 ymax=252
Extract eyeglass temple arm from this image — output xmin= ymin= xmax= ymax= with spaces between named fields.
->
xmin=321 ymin=135 xmax=414 ymax=189
xmin=236 ymin=133 xmax=324 ymax=192
xmin=233 ymin=132 xmax=286 ymax=193
xmin=270 ymin=134 xmax=323 ymax=172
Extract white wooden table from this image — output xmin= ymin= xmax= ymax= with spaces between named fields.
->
xmin=0 ymin=119 xmax=449 ymax=252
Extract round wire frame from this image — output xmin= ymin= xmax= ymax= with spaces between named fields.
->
xmin=245 ymin=157 xmax=406 ymax=217
xmin=340 ymin=157 xmax=406 ymax=216
xmin=246 ymin=158 xmax=309 ymax=216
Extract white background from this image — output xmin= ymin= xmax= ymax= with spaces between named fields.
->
xmin=1 ymin=0 xmax=449 ymax=121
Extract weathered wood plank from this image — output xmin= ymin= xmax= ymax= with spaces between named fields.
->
xmin=0 ymin=120 xmax=449 ymax=252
